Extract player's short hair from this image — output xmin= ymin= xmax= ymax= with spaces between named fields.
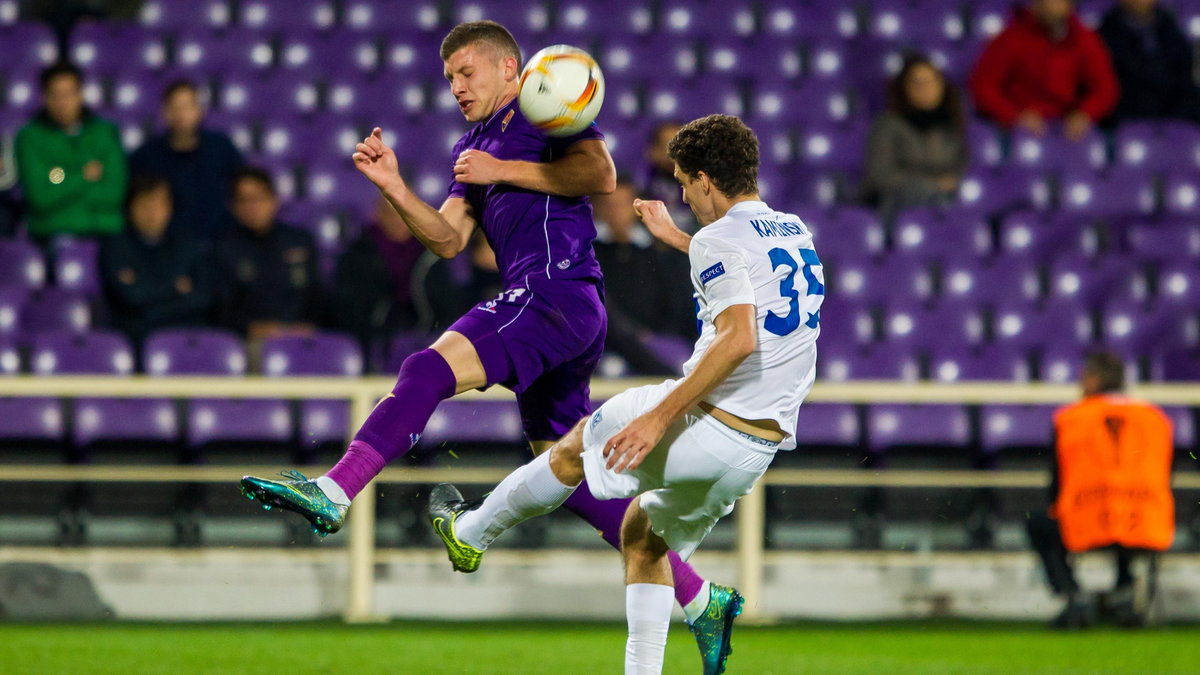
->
xmin=126 ymin=174 xmax=171 ymax=211
xmin=39 ymin=61 xmax=83 ymax=91
xmin=162 ymin=79 xmax=199 ymax=103
xmin=231 ymin=166 xmax=276 ymax=198
xmin=439 ymin=20 xmax=521 ymax=65
xmin=667 ymin=114 xmax=759 ymax=198
xmin=1083 ymin=351 xmax=1125 ymax=393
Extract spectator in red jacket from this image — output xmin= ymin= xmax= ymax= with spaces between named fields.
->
xmin=970 ymin=0 xmax=1120 ymax=140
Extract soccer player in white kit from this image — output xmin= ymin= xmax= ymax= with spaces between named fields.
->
xmin=429 ymin=114 xmax=823 ymax=675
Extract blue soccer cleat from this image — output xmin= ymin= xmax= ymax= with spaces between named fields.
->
xmin=239 ymin=470 xmax=348 ymax=537
xmin=688 ymin=583 xmax=744 ymax=675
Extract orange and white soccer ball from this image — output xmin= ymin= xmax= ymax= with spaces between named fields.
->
xmin=518 ymin=45 xmax=605 ymax=137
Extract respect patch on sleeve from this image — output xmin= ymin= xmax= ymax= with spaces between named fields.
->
xmin=699 ymin=262 xmax=726 ymax=285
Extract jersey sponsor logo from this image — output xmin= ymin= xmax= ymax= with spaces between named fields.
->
xmin=699 ymin=262 xmax=726 ymax=285
xmin=749 ymin=219 xmax=807 ymax=238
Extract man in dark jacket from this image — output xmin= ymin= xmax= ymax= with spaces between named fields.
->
xmin=15 ymin=62 xmax=127 ymax=240
xmin=1099 ymin=0 xmax=1200 ymax=123
xmin=130 ymin=80 xmax=244 ymax=241
xmin=102 ymin=175 xmax=214 ymax=341
xmin=970 ymin=0 xmax=1120 ymax=140
xmin=216 ymin=167 xmax=321 ymax=340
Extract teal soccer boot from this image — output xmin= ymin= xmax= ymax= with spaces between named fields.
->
xmin=240 ymin=470 xmax=348 ymax=536
xmin=689 ymin=583 xmax=745 ymax=675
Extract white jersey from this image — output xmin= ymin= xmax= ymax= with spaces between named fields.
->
xmin=681 ymin=200 xmax=823 ymax=450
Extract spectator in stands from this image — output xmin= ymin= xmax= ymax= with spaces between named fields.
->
xmin=328 ymin=196 xmax=429 ymax=345
xmin=14 ymin=62 xmax=127 ymax=241
xmin=970 ymin=0 xmax=1120 ymax=140
xmin=101 ymin=175 xmax=214 ymax=341
xmin=216 ymin=168 xmax=321 ymax=341
xmin=1026 ymin=352 xmax=1174 ymax=629
xmin=639 ymin=120 xmax=694 ymax=232
xmin=592 ymin=176 xmax=677 ymax=375
xmin=130 ymin=80 xmax=244 ymax=241
xmin=1099 ymin=0 xmax=1200 ymax=123
xmin=862 ymin=55 xmax=968 ymax=214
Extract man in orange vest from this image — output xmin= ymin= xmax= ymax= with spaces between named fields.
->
xmin=1026 ymin=351 xmax=1174 ymax=629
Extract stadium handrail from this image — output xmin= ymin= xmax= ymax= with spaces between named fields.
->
xmin=3 ymin=375 xmax=1200 ymax=621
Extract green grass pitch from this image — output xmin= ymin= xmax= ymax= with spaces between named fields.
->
xmin=4 ymin=620 xmax=1198 ymax=674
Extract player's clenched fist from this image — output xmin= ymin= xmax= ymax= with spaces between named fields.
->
xmin=454 ymin=149 xmax=505 ymax=185
xmin=634 ymin=198 xmax=691 ymax=253
xmin=352 ymin=127 xmax=404 ymax=190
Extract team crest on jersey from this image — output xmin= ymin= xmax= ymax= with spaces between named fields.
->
xmin=699 ymin=262 xmax=726 ymax=285
xmin=557 ymin=259 xmax=571 ymax=270
xmin=590 ymin=410 xmax=603 ymax=429
xmin=501 ymin=109 xmax=515 ymax=132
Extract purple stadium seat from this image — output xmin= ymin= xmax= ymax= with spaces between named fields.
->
xmin=762 ymin=1 xmax=859 ymax=40
xmin=1100 ymin=300 xmax=1172 ymax=355
xmin=0 ymin=338 xmax=18 ymax=375
xmin=647 ymin=77 xmax=742 ymax=119
xmin=138 ymin=0 xmax=232 ymax=31
xmin=261 ymin=333 xmax=362 ymax=446
xmin=1010 ymin=129 xmax=1107 ymax=173
xmin=941 ymin=255 xmax=1040 ymax=305
xmin=815 ymin=298 xmax=873 ymax=346
xmin=805 ymin=40 xmax=851 ymax=81
xmin=1113 ymin=122 xmax=1175 ymax=172
xmin=789 ymin=80 xmax=854 ymax=125
xmin=386 ymin=332 xmax=432 ymax=374
xmin=0 ymin=288 xmax=25 ymax=341
xmin=3 ymin=66 xmax=40 ymax=115
xmin=883 ymin=301 xmax=985 ymax=349
xmin=1057 ymin=170 xmax=1156 ymax=218
xmin=892 ymin=207 xmax=992 ymax=261
xmin=930 ymin=344 xmax=1032 ymax=382
xmin=187 ymin=398 xmax=292 ymax=447
xmin=785 ymin=168 xmax=842 ymax=209
xmin=0 ymin=239 xmax=46 ymax=291
xmin=237 ymin=0 xmax=336 ymax=32
xmin=1160 ymin=347 xmax=1200 ymax=381
xmin=2 ymin=21 xmax=59 ymax=71
xmin=798 ymin=122 xmax=868 ymax=172
xmin=641 ymin=334 xmax=692 ymax=374
xmin=0 ymin=397 xmax=63 ymax=442
xmin=992 ymin=299 xmax=1091 ymax=350
xmin=998 ymin=211 xmax=1097 ymax=261
xmin=69 ymin=22 xmax=168 ymax=76
xmin=143 ymin=329 xmax=246 ymax=376
xmin=1163 ymin=405 xmax=1196 ymax=448
xmin=20 ymin=289 xmax=90 ymax=340
xmin=1038 ymin=344 xmax=1091 ymax=384
xmin=301 ymin=167 xmax=380 ymax=219
xmin=825 ymin=258 xmax=912 ymax=306
xmin=1162 ymin=172 xmax=1200 ymax=216
xmin=867 ymin=404 xmax=971 ymax=452
xmin=454 ymin=0 xmax=550 ymax=37
xmin=803 ymin=206 xmax=885 ymax=261
xmin=422 ymin=400 xmax=524 ymax=446
xmin=972 ymin=0 xmax=1013 ymax=40
xmin=343 ymin=0 xmax=443 ymax=33
xmin=821 ymin=343 xmax=921 ymax=381
xmin=1154 ymin=261 xmax=1200 ymax=308
xmin=794 ymin=403 xmax=861 ymax=447
xmin=707 ymin=38 xmax=803 ymax=81
xmin=53 ymin=239 xmax=101 ymax=298
xmin=175 ymin=27 xmax=275 ymax=77
xmin=966 ymin=122 xmax=1006 ymax=168
xmin=0 ymin=0 xmax=17 ymax=26
xmin=957 ymin=166 xmax=1050 ymax=213
xmin=30 ymin=331 xmax=134 ymax=376
xmin=1047 ymin=255 xmax=1139 ymax=307
xmin=73 ymin=398 xmax=179 ymax=447
xmin=1128 ymin=220 xmax=1200 ymax=263
xmin=979 ymin=404 xmax=1057 ymax=452
xmin=314 ymin=32 xmax=382 ymax=76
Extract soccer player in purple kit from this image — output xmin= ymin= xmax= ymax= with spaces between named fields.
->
xmin=240 ymin=20 xmax=740 ymax=668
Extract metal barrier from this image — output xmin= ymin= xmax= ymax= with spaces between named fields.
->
xmin=2 ymin=377 xmax=1199 ymax=621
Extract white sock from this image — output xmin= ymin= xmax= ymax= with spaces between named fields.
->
xmin=315 ymin=476 xmax=350 ymax=507
xmin=682 ymin=580 xmax=712 ymax=624
xmin=455 ymin=451 xmax=576 ymax=550
xmin=625 ymin=583 xmax=673 ymax=675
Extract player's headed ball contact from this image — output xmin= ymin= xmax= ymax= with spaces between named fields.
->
xmin=518 ymin=44 xmax=605 ymax=137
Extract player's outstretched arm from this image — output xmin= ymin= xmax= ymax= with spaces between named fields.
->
xmin=354 ymin=127 xmax=476 ymax=258
xmin=634 ymin=199 xmax=691 ymax=254
xmin=604 ymin=304 xmax=757 ymax=473
xmin=453 ymin=139 xmax=616 ymax=197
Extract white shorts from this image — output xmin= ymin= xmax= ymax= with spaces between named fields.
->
xmin=581 ymin=379 xmax=778 ymax=560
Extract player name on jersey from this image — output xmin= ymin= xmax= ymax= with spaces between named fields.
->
xmin=749 ymin=219 xmax=808 ymax=238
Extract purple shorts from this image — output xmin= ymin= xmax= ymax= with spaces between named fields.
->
xmin=449 ymin=277 xmax=607 ymax=442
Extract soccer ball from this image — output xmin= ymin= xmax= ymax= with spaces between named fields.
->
xmin=518 ymin=45 xmax=605 ymax=137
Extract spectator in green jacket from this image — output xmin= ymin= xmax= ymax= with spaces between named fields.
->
xmin=14 ymin=62 xmax=127 ymax=241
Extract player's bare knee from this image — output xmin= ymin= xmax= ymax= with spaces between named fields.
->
xmin=429 ymin=331 xmax=487 ymax=393
xmin=548 ymin=440 xmax=584 ymax=487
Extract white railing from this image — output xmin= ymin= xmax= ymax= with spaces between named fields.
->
xmin=2 ymin=377 xmax=1199 ymax=621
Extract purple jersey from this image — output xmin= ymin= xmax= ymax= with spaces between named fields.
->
xmin=448 ymin=98 xmax=605 ymax=288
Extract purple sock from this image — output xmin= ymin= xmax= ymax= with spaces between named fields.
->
xmin=326 ymin=349 xmax=456 ymax=500
xmin=563 ymin=481 xmax=706 ymax=608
